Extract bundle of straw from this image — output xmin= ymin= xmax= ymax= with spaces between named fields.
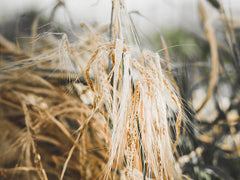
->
xmin=0 ymin=0 xmax=186 ymax=179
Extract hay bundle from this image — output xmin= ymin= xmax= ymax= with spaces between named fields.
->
xmin=0 ymin=0 xmax=185 ymax=179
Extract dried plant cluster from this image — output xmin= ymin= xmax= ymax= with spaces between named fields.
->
xmin=0 ymin=0 xmax=186 ymax=179
xmin=1 ymin=0 xmax=240 ymax=179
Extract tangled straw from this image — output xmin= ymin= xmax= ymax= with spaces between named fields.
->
xmin=60 ymin=0 xmax=184 ymax=179
xmin=0 ymin=0 xmax=185 ymax=179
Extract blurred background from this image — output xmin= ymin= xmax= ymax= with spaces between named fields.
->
xmin=0 ymin=0 xmax=198 ymax=27
xmin=0 ymin=0 xmax=239 ymax=29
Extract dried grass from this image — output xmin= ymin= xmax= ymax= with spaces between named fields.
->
xmin=196 ymin=0 xmax=219 ymax=114
xmin=0 ymin=0 xmax=186 ymax=179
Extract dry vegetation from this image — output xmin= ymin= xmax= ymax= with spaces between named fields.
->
xmin=0 ymin=0 xmax=240 ymax=180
